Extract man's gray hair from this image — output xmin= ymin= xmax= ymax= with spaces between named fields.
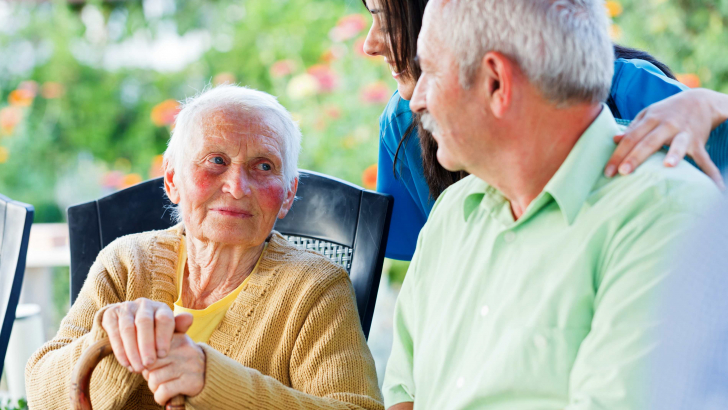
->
xmin=163 ymin=84 xmax=301 ymax=189
xmin=438 ymin=0 xmax=614 ymax=105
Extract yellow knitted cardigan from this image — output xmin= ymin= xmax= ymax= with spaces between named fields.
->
xmin=25 ymin=224 xmax=383 ymax=410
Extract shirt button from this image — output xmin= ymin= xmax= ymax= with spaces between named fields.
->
xmin=534 ymin=335 xmax=548 ymax=349
xmin=504 ymin=231 xmax=516 ymax=243
xmin=456 ymin=377 xmax=465 ymax=389
xmin=480 ymin=305 xmax=490 ymax=317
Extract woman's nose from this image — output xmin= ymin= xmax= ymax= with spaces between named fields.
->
xmin=363 ymin=22 xmax=383 ymax=57
xmin=222 ymin=168 xmax=253 ymax=199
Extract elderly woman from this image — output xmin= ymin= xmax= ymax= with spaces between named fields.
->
xmin=25 ymin=85 xmax=383 ymax=410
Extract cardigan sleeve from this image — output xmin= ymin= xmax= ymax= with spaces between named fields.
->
xmin=25 ymin=254 xmax=144 ymax=410
xmin=187 ymin=275 xmax=384 ymax=410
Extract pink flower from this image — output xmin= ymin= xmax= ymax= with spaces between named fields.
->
xmin=329 ymin=14 xmax=368 ymax=42
xmin=270 ymin=60 xmax=297 ymax=78
xmin=360 ymin=82 xmax=391 ymax=105
xmin=101 ymin=171 xmax=124 ymax=189
xmin=307 ymin=65 xmax=339 ymax=93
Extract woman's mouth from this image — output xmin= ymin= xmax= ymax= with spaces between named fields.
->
xmin=211 ymin=207 xmax=253 ymax=218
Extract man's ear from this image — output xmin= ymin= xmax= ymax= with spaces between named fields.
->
xmin=278 ymin=177 xmax=299 ymax=219
xmin=164 ymin=159 xmax=181 ymax=205
xmin=480 ymin=51 xmax=513 ymax=119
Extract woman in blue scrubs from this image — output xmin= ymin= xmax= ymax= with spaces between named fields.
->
xmin=362 ymin=0 xmax=728 ymax=261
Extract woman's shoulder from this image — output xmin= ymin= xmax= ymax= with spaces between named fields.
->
xmin=263 ymin=232 xmax=350 ymax=287
xmin=95 ymin=224 xmax=183 ymax=275
xmin=379 ymin=90 xmax=415 ymax=149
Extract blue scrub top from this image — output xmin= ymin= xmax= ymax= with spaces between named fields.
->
xmin=377 ymin=57 xmax=728 ymax=261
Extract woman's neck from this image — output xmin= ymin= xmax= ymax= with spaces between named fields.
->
xmin=181 ymin=235 xmax=265 ymax=309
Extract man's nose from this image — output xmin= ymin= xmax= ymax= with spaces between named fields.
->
xmin=409 ymin=76 xmax=427 ymax=113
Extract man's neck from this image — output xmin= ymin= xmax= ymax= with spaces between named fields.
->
xmin=470 ymin=103 xmax=603 ymax=220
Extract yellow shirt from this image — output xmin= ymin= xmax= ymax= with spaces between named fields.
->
xmin=174 ymin=237 xmax=266 ymax=343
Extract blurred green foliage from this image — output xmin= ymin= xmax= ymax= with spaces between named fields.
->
xmin=611 ymin=0 xmax=728 ymax=92
xmin=0 ymin=0 xmax=391 ymax=222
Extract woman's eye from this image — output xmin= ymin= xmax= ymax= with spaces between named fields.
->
xmin=258 ymin=163 xmax=272 ymax=171
xmin=208 ymin=156 xmax=226 ymax=165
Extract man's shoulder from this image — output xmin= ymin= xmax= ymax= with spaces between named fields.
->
xmin=592 ymin=153 xmax=720 ymax=217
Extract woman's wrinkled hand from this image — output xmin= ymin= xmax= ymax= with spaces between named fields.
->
xmin=101 ymin=298 xmax=193 ymax=373
xmin=142 ymin=332 xmax=206 ymax=405
xmin=604 ymin=89 xmax=725 ymax=190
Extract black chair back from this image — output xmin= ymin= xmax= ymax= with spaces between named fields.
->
xmin=0 ymin=194 xmax=34 ymax=374
xmin=68 ymin=170 xmax=392 ymax=337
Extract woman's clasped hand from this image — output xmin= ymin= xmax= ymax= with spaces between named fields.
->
xmin=101 ymin=299 xmax=205 ymax=404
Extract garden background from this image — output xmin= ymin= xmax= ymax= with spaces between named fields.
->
xmin=0 ymin=0 xmax=727 ymax=398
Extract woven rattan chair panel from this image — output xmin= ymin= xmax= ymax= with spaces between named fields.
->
xmin=283 ymin=235 xmax=353 ymax=272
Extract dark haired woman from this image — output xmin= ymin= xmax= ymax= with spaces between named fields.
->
xmin=362 ymin=0 xmax=728 ymax=261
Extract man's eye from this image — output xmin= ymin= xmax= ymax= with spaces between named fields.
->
xmin=258 ymin=163 xmax=272 ymax=171
xmin=208 ymin=156 xmax=226 ymax=165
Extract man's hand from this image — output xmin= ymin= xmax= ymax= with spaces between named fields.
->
xmin=604 ymin=88 xmax=726 ymax=190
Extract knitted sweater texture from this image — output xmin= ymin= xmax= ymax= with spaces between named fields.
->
xmin=25 ymin=224 xmax=383 ymax=409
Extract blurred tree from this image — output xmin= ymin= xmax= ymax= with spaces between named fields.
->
xmin=0 ymin=0 xmax=390 ymax=221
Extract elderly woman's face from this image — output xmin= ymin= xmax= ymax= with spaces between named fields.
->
xmin=166 ymin=108 xmax=296 ymax=246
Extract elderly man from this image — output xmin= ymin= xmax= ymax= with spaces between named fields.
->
xmin=26 ymin=85 xmax=383 ymax=410
xmin=382 ymin=1 xmax=720 ymax=409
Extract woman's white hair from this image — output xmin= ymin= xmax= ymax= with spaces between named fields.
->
xmin=434 ymin=0 xmax=614 ymax=105
xmin=163 ymin=84 xmax=301 ymax=189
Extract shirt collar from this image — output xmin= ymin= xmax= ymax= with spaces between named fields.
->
xmin=463 ymin=105 xmax=620 ymax=225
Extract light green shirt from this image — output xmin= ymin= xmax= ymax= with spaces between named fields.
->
xmin=382 ymin=106 xmax=720 ymax=410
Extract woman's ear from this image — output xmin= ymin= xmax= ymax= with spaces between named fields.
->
xmin=163 ymin=159 xmax=181 ymax=205
xmin=277 ymin=177 xmax=299 ymax=219
xmin=480 ymin=51 xmax=513 ymax=119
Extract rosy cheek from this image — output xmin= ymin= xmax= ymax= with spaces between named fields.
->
xmin=255 ymin=181 xmax=287 ymax=212
xmin=187 ymin=168 xmax=217 ymax=202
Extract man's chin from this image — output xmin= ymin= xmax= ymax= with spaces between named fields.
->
xmin=436 ymin=151 xmax=463 ymax=173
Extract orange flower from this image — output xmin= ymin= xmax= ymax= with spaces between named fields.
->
xmin=362 ymin=164 xmax=377 ymax=190
xmin=307 ymin=65 xmax=339 ymax=93
xmin=605 ymin=1 xmax=623 ymax=18
xmin=676 ymin=73 xmax=701 ymax=88
xmin=0 ymin=107 xmax=22 ymax=136
xmin=41 ymin=82 xmax=65 ymax=99
xmin=329 ymin=14 xmax=368 ymax=42
xmin=360 ymin=82 xmax=391 ymax=105
xmin=8 ymin=89 xmax=34 ymax=107
xmin=150 ymin=154 xmax=165 ymax=178
xmin=270 ymin=60 xmax=297 ymax=78
xmin=151 ymin=99 xmax=180 ymax=127
xmin=120 ymin=173 xmax=143 ymax=189
xmin=608 ymin=24 xmax=623 ymax=41
xmin=0 ymin=146 xmax=8 ymax=163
